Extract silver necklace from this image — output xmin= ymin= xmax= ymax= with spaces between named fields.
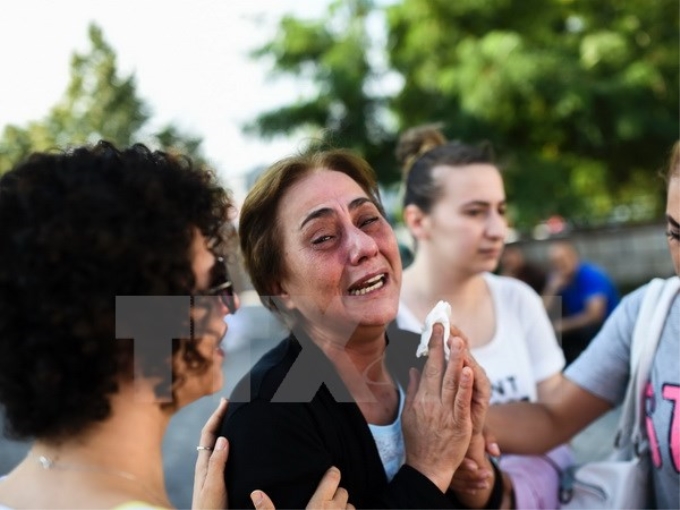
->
xmin=32 ymin=453 xmax=167 ymax=506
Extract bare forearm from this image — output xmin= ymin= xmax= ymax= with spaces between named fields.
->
xmin=486 ymin=402 xmax=567 ymax=454
xmin=557 ymin=312 xmax=599 ymax=332
xmin=557 ymin=297 xmax=606 ymax=333
xmin=487 ymin=385 xmax=611 ymax=455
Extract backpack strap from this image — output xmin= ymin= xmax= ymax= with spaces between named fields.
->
xmin=615 ymin=277 xmax=680 ymax=453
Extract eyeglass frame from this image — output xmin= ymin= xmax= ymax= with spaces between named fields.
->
xmin=187 ymin=255 xmax=236 ymax=341
xmin=204 ymin=256 xmax=237 ymax=313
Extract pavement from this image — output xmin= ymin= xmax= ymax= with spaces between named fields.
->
xmin=0 ymin=303 xmax=622 ymax=508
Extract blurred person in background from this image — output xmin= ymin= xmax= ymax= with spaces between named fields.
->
xmin=0 ymin=142 xmax=349 ymax=510
xmin=543 ymin=240 xmax=620 ymax=364
xmin=393 ymin=124 xmax=572 ymax=509
xmin=499 ymin=244 xmax=547 ymax=295
xmin=485 ymin=141 xmax=680 ymax=509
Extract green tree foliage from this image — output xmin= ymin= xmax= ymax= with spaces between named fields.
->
xmin=0 ymin=24 xmax=205 ymax=174
xmin=248 ymin=0 xmax=678 ymax=230
xmin=387 ymin=0 xmax=678 ymax=228
xmin=246 ymin=0 xmax=397 ymax=183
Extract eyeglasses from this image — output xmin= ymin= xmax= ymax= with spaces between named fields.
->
xmin=205 ymin=256 xmax=237 ymax=313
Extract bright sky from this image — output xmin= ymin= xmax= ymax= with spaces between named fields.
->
xmin=0 ymin=0 xmax=329 ymax=194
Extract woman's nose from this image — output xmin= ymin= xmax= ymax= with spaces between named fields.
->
xmin=347 ymin=227 xmax=379 ymax=265
xmin=486 ymin=211 xmax=507 ymax=239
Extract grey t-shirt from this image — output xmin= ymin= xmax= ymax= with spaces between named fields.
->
xmin=565 ymin=280 xmax=680 ymax=509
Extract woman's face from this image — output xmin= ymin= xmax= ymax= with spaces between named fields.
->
xmin=667 ymin=175 xmax=680 ymax=275
xmin=174 ymin=231 xmax=238 ymax=407
xmin=274 ymin=169 xmax=402 ymax=340
xmin=412 ymin=164 xmax=507 ymax=275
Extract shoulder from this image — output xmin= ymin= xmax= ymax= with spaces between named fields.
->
xmin=229 ymin=335 xmax=298 ymax=404
xmin=617 ymin=281 xmax=649 ymax=314
xmin=579 ymin=262 xmax=611 ymax=282
xmin=617 ymin=277 xmax=679 ymax=316
xmin=563 ymin=282 xmax=658 ymax=401
xmin=581 ymin=281 xmax=646 ymax=336
xmin=222 ymin=336 xmax=325 ymax=442
xmin=224 ymin=333 xmax=354 ymax=426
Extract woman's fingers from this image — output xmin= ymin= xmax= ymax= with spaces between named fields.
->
xmin=200 ymin=397 xmax=229 ymax=445
xmin=482 ymin=428 xmax=501 ymax=457
xmin=462 ymin=351 xmax=491 ymax=436
xmin=401 ymin=324 xmax=480 ymax=492
xmin=306 ymin=466 xmax=341 ymax=508
xmin=404 ymin=366 xmax=421 ymax=414
xmin=194 ymin=398 xmax=228 ymax=495
xmin=250 ymin=490 xmax=276 ymax=510
xmin=449 ymin=324 xmax=471 ymax=349
xmin=306 ymin=466 xmax=354 ymax=509
xmin=462 ymin=351 xmax=489 ymax=397
xmin=330 ymin=486 xmax=350 ymax=507
xmin=441 ymin=336 xmax=465 ymax=407
xmin=193 ymin=436 xmax=229 ymax=509
xmin=417 ymin=323 xmax=446 ymax=399
xmin=251 ymin=467 xmax=352 ymax=510
xmin=453 ymin=458 xmax=493 ymax=483
xmin=453 ymin=366 xmax=474 ymax=433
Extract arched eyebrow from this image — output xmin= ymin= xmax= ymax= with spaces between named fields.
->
xmin=667 ymin=214 xmax=680 ymax=229
xmin=461 ymin=199 xmax=507 ymax=208
xmin=299 ymin=197 xmax=373 ymax=230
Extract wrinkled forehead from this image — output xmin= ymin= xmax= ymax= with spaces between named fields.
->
xmin=278 ymin=169 xmax=377 ymax=223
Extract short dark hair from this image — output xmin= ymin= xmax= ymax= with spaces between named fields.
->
xmin=239 ymin=149 xmax=384 ymax=315
xmin=396 ymin=124 xmax=495 ymax=214
xmin=0 ymin=141 xmax=234 ymax=441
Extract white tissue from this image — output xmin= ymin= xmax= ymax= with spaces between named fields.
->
xmin=415 ymin=300 xmax=452 ymax=360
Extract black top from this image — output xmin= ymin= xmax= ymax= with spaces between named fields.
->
xmin=220 ymin=324 xmax=502 ymax=509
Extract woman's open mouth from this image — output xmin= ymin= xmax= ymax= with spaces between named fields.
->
xmin=348 ymin=273 xmax=387 ymax=296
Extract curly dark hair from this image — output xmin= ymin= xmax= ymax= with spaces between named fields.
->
xmin=0 ymin=141 xmax=234 ymax=441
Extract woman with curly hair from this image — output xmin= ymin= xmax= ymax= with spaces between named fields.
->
xmin=0 ymin=141 xmax=350 ymax=509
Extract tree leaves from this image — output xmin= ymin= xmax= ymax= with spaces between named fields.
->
xmin=0 ymin=23 xmax=206 ymax=174
xmin=247 ymin=0 xmax=678 ymax=230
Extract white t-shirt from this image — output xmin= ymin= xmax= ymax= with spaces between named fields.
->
xmin=398 ymin=273 xmax=569 ymax=508
xmin=396 ymin=273 xmax=565 ymax=405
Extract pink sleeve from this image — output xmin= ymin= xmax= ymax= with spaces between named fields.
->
xmin=499 ymin=444 xmax=574 ymax=509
